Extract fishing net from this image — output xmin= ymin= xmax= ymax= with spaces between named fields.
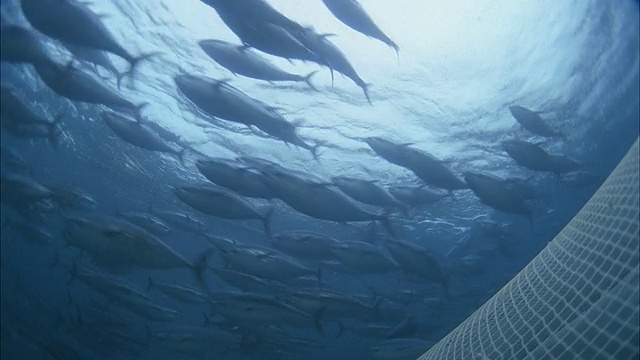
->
xmin=419 ymin=138 xmax=639 ymax=360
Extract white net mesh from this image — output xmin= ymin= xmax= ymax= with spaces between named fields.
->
xmin=419 ymin=138 xmax=640 ymax=360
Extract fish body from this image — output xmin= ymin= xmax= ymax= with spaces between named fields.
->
xmin=502 ymin=139 xmax=554 ymax=172
xmin=0 ymin=25 xmax=51 ymax=65
xmin=220 ymin=245 xmax=319 ymax=281
xmin=102 ymin=112 xmax=184 ymax=161
xmin=464 ymin=172 xmax=533 ymax=221
xmin=199 ymin=39 xmax=317 ymax=88
xmin=268 ymin=231 xmax=340 ymax=260
xmin=34 ymin=61 xmax=141 ymax=116
xmin=386 ymin=239 xmax=446 ymax=285
xmin=196 ymin=158 xmax=274 ymax=199
xmin=330 ymin=241 xmax=399 ymax=273
xmin=509 ymin=105 xmax=564 ymax=138
xmin=62 ymin=40 xmax=120 ymax=76
xmin=388 ymin=186 xmax=448 ymax=206
xmin=173 ymin=184 xmax=272 ymax=236
xmin=333 ymin=176 xmax=404 ymax=207
xmin=321 ymin=0 xmax=398 ymax=53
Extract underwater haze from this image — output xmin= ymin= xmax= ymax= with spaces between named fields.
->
xmin=1 ymin=0 xmax=638 ymax=359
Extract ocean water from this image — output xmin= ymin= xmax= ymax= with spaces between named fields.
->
xmin=1 ymin=0 xmax=638 ymax=359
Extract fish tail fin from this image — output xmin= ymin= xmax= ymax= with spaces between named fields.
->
xmin=146 ymin=276 xmax=154 ymax=292
xmin=47 ymin=125 xmax=63 ymax=150
xmin=329 ymin=67 xmax=335 ymax=88
xmin=379 ymin=216 xmax=396 ymax=239
xmin=387 ymin=40 xmax=400 ymax=60
xmin=125 ymin=51 xmax=161 ymax=84
xmin=304 ymin=70 xmax=319 ymax=91
xmin=362 ymin=82 xmax=373 ymax=105
xmin=262 ymin=207 xmax=274 ymax=237
xmin=115 ymin=69 xmax=127 ymax=91
xmin=133 ymin=102 xmax=149 ymax=122
xmin=201 ymin=312 xmax=212 ymax=327
xmin=314 ymin=305 xmax=326 ymax=333
xmin=336 ymin=321 xmax=345 ymax=338
xmin=177 ymin=147 xmax=189 ymax=166
xmin=310 ymin=141 xmax=324 ymax=161
xmin=192 ymin=248 xmax=214 ymax=288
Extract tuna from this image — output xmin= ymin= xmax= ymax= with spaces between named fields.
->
xmin=365 ymin=137 xmax=467 ymax=190
xmin=102 ymin=111 xmax=186 ymax=164
xmin=219 ymin=245 xmax=320 ymax=282
xmin=321 ymin=0 xmax=399 ymax=55
xmin=199 ymin=39 xmax=317 ymax=88
xmin=330 ymin=241 xmax=399 ymax=273
xmin=173 ymin=184 xmax=273 ymax=236
xmin=388 ymin=185 xmax=448 ymax=206
xmin=502 ymin=139 xmax=554 ymax=171
xmin=196 ymin=158 xmax=274 ymax=199
xmin=34 ymin=61 xmax=145 ymax=119
xmin=293 ymin=27 xmax=371 ymax=104
xmin=21 ymin=0 xmax=156 ymax=78
xmin=464 ymin=171 xmax=533 ymax=223
xmin=386 ymin=239 xmax=447 ymax=287
xmin=0 ymin=25 xmax=52 ymax=65
xmin=268 ymin=231 xmax=341 ymax=260
xmin=116 ymin=210 xmax=171 ymax=235
xmin=509 ymin=105 xmax=565 ymax=139
xmin=258 ymin=168 xmax=396 ymax=237
xmin=369 ymin=338 xmax=433 ymax=360
xmin=62 ymin=213 xmax=210 ymax=283
xmin=61 ymin=40 xmax=121 ymax=80
xmin=146 ymin=278 xmax=209 ymax=304
xmin=332 ymin=176 xmax=405 ymax=207
xmin=175 ymin=75 xmax=320 ymax=157
xmin=149 ymin=207 xmax=207 ymax=234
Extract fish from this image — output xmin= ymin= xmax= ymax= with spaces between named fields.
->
xmin=2 ymin=217 xmax=53 ymax=245
xmin=368 ymin=338 xmax=433 ymax=360
xmin=62 ymin=213 xmax=211 ymax=283
xmin=1 ymin=83 xmax=63 ymax=145
xmin=21 ymin=0 xmax=156 ymax=78
xmin=148 ymin=207 xmax=207 ymax=234
xmin=258 ymin=168 xmax=396 ymax=237
xmin=219 ymin=245 xmax=320 ymax=283
xmin=175 ymin=75 xmax=320 ymax=158
xmin=203 ymin=1 xmax=320 ymax=62
xmin=332 ymin=176 xmax=405 ymax=207
xmin=1 ymin=172 xmax=56 ymax=206
xmin=365 ymin=137 xmax=417 ymax=168
xmin=293 ymin=27 xmax=371 ymax=104
xmin=547 ymin=153 xmax=584 ymax=174
xmin=47 ymin=184 xmax=98 ymax=210
xmin=0 ymin=25 xmax=52 ymax=65
xmin=61 ymin=40 xmax=121 ymax=80
xmin=151 ymin=326 xmax=242 ymax=353
xmin=387 ymin=185 xmax=448 ymax=206
xmin=386 ymin=239 xmax=447 ymax=288
xmin=208 ymin=292 xmax=324 ymax=331
xmin=146 ymin=278 xmax=209 ymax=304
xmin=102 ymin=111 xmax=187 ymax=164
xmin=464 ymin=171 xmax=533 ymax=223
xmin=212 ymin=268 xmax=286 ymax=293
xmin=70 ymin=267 xmax=180 ymax=321
xmin=366 ymin=137 xmax=467 ymax=190
xmin=199 ymin=39 xmax=318 ymax=88
xmin=173 ymin=184 xmax=273 ymax=236
xmin=321 ymin=0 xmax=399 ymax=55
xmin=509 ymin=105 xmax=565 ymax=139
xmin=196 ymin=158 xmax=275 ymax=200
xmin=281 ymin=288 xmax=380 ymax=320
xmin=268 ymin=231 xmax=341 ymax=260
xmin=559 ymin=170 xmax=606 ymax=188
xmin=330 ymin=241 xmax=399 ymax=273
xmin=502 ymin=139 xmax=555 ymax=172
xmin=115 ymin=210 xmax=171 ymax=235
xmin=34 ymin=60 xmax=146 ymax=119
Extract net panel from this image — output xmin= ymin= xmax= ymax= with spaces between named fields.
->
xmin=419 ymin=138 xmax=640 ymax=360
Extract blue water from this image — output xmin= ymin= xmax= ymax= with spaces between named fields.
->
xmin=1 ymin=0 xmax=638 ymax=359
